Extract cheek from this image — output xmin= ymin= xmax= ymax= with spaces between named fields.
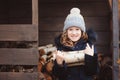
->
xmin=67 ymin=33 xmax=71 ymax=39
xmin=77 ymin=31 xmax=82 ymax=37
xmin=77 ymin=34 xmax=82 ymax=40
xmin=79 ymin=32 xmax=82 ymax=37
xmin=67 ymin=31 xmax=71 ymax=36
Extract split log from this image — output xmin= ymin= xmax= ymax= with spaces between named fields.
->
xmin=38 ymin=44 xmax=53 ymax=50
xmin=67 ymin=62 xmax=85 ymax=67
xmin=38 ymin=44 xmax=56 ymax=56
xmin=38 ymin=55 xmax=48 ymax=72
xmin=41 ymin=46 xmax=56 ymax=55
xmin=38 ymin=72 xmax=46 ymax=80
xmin=62 ymin=51 xmax=84 ymax=64
xmin=117 ymin=59 xmax=120 ymax=64
xmin=43 ymin=73 xmax=52 ymax=80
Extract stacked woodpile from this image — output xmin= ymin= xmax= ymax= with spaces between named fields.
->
xmin=38 ymin=44 xmax=56 ymax=80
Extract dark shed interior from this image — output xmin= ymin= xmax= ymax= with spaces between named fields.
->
xmin=39 ymin=0 xmax=111 ymax=55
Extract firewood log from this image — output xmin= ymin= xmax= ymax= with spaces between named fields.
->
xmin=38 ymin=57 xmax=47 ymax=71
xmin=45 ymin=61 xmax=54 ymax=73
xmin=62 ymin=51 xmax=84 ymax=64
xmin=67 ymin=62 xmax=84 ymax=67
xmin=38 ymin=72 xmax=46 ymax=80
xmin=43 ymin=73 xmax=52 ymax=80
xmin=38 ymin=45 xmax=56 ymax=56
xmin=39 ymin=46 xmax=57 ymax=55
xmin=38 ymin=44 xmax=53 ymax=56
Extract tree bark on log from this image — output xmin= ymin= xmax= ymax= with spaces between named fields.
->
xmin=62 ymin=51 xmax=85 ymax=64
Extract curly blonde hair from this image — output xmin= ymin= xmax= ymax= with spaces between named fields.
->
xmin=60 ymin=31 xmax=88 ymax=47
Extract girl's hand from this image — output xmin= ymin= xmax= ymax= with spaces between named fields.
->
xmin=56 ymin=51 xmax=64 ymax=65
xmin=84 ymin=43 xmax=94 ymax=56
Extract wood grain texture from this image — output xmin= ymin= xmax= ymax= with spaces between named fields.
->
xmin=0 ymin=72 xmax=38 ymax=80
xmin=0 ymin=48 xmax=39 ymax=65
xmin=0 ymin=25 xmax=38 ymax=41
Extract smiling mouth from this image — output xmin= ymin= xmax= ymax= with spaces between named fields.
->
xmin=71 ymin=36 xmax=78 ymax=37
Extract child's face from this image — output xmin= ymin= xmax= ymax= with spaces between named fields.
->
xmin=67 ymin=26 xmax=82 ymax=42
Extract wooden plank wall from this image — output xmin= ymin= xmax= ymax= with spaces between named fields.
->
xmin=0 ymin=0 xmax=32 ymax=24
xmin=0 ymin=0 xmax=8 ymax=24
xmin=39 ymin=0 xmax=111 ymax=54
xmin=0 ymin=25 xmax=37 ymax=41
xmin=0 ymin=0 xmax=39 ymax=80
xmin=0 ymin=72 xmax=38 ymax=80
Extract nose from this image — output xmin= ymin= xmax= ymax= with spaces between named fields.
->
xmin=72 ymin=30 xmax=76 ymax=34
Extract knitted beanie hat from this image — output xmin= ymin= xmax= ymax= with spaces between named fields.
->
xmin=63 ymin=7 xmax=86 ymax=32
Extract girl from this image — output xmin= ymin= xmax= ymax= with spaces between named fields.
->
xmin=52 ymin=7 xmax=98 ymax=80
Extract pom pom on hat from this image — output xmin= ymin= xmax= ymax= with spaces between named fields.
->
xmin=70 ymin=8 xmax=80 ymax=14
xmin=63 ymin=7 xmax=86 ymax=32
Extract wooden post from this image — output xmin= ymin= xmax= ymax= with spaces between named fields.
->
xmin=109 ymin=0 xmax=112 ymax=8
xmin=32 ymin=0 xmax=39 ymax=46
xmin=32 ymin=0 xmax=38 ymax=26
xmin=112 ymin=0 xmax=119 ymax=80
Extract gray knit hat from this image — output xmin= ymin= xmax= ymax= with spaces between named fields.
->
xmin=63 ymin=7 xmax=86 ymax=32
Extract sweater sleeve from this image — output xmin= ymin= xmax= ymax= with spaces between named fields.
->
xmin=52 ymin=60 xmax=67 ymax=78
xmin=84 ymin=47 xmax=98 ymax=76
xmin=84 ymin=29 xmax=98 ymax=76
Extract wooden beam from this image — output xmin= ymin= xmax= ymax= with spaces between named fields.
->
xmin=32 ymin=0 xmax=38 ymax=26
xmin=108 ymin=0 xmax=112 ymax=10
xmin=0 ymin=48 xmax=39 ymax=65
xmin=39 ymin=17 xmax=109 ymax=31
xmin=0 ymin=72 xmax=38 ymax=80
xmin=0 ymin=24 xmax=38 ymax=41
xmin=112 ymin=0 xmax=119 ymax=80
xmin=39 ymin=3 xmax=109 ymax=17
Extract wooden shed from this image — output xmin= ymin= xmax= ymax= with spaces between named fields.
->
xmin=0 ymin=0 xmax=119 ymax=80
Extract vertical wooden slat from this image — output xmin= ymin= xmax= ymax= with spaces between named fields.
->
xmin=112 ymin=0 xmax=119 ymax=80
xmin=32 ymin=0 xmax=39 ymax=46
xmin=108 ymin=0 xmax=112 ymax=9
xmin=32 ymin=0 xmax=38 ymax=26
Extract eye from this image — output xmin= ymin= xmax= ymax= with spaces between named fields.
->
xmin=68 ymin=28 xmax=73 ymax=31
xmin=76 ymin=28 xmax=80 ymax=31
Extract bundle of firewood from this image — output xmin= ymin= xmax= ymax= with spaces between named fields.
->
xmin=38 ymin=44 xmax=85 ymax=67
